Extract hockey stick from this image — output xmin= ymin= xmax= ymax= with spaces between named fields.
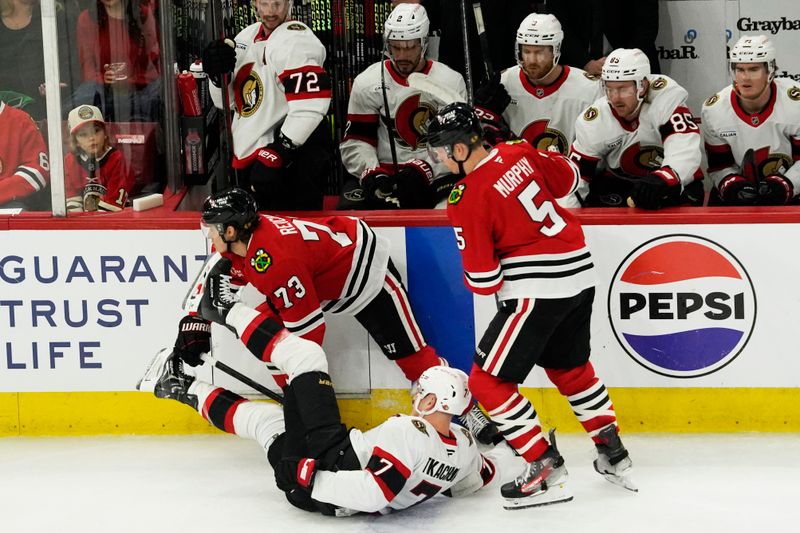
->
xmin=407 ymin=72 xmax=467 ymax=106
xmin=209 ymin=0 xmax=236 ymax=187
xmin=380 ymin=58 xmax=400 ymax=173
xmin=201 ymin=352 xmax=284 ymax=403
xmin=459 ymin=0 xmax=473 ymax=103
xmin=471 ymin=2 xmax=493 ymax=81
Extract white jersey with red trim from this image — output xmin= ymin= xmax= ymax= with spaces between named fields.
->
xmin=312 ymin=415 xmax=495 ymax=514
xmin=502 ymin=65 xmax=602 ymax=154
xmin=340 ymin=59 xmax=467 ymax=179
xmin=570 ymin=75 xmax=702 ymax=188
xmin=226 ymin=214 xmax=390 ymax=348
xmin=0 ymin=101 xmax=49 ymax=205
xmin=447 ymin=141 xmax=594 ymax=301
xmin=209 ymin=20 xmax=331 ymax=166
xmin=701 ymin=78 xmax=800 ymax=190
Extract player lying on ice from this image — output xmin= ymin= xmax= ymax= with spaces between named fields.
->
xmin=138 ymin=345 xmax=497 ymax=515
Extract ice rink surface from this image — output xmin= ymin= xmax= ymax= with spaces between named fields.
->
xmin=2 ymin=432 xmax=797 ymax=533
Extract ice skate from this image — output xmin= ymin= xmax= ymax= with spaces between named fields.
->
xmin=501 ymin=429 xmax=572 ymax=510
xmin=459 ymin=404 xmax=503 ymax=446
xmin=594 ymin=425 xmax=638 ymax=492
xmin=136 ymin=348 xmax=198 ymax=409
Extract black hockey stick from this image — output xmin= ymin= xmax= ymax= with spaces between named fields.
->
xmin=380 ymin=58 xmax=400 ymax=173
xmin=459 ymin=0 xmax=474 ymax=103
xmin=201 ymin=352 xmax=284 ymax=404
xmin=472 ymin=2 xmax=493 ymax=81
xmin=209 ymin=0 xmax=236 ymax=188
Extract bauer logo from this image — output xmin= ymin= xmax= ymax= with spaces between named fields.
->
xmin=608 ymin=235 xmax=756 ymax=378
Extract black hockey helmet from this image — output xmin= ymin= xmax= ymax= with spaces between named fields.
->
xmin=425 ymin=102 xmax=483 ymax=149
xmin=201 ymin=187 xmax=259 ymax=239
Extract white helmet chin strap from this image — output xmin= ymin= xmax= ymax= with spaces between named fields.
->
xmin=413 ymin=393 xmax=436 ymax=416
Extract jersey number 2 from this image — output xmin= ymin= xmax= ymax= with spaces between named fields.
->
xmin=517 ymin=181 xmax=566 ymax=237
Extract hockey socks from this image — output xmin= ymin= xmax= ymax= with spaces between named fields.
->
xmin=545 ymin=362 xmax=617 ymax=442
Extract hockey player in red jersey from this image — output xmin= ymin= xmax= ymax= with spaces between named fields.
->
xmin=202 ymin=0 xmax=332 ymax=210
xmin=0 ymin=101 xmax=49 ymax=209
xmin=570 ymin=48 xmax=704 ymax=209
xmin=702 ymin=35 xmax=800 ymax=206
xmin=427 ymin=103 xmax=636 ymax=509
xmin=176 ymin=187 xmax=497 ymax=442
xmin=339 ymin=3 xmax=467 ymax=209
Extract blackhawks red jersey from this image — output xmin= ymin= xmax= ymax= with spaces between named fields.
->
xmin=447 ymin=141 xmax=595 ymax=301
xmin=225 ymin=214 xmax=391 ymax=345
xmin=0 ymin=101 xmax=49 ymax=205
xmin=64 ymin=147 xmax=135 ymax=212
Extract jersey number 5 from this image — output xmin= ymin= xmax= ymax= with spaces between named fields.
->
xmin=517 ymin=180 xmax=566 ymax=237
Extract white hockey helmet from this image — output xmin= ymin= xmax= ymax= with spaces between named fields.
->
xmin=384 ymin=3 xmax=430 ymax=57
xmin=515 ymin=13 xmax=564 ymax=67
xmin=413 ymin=366 xmax=472 ymax=417
xmin=602 ymin=48 xmax=651 ymax=102
xmin=729 ymin=35 xmax=777 ymax=81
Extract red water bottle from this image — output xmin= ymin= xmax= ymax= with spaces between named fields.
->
xmin=177 ymin=71 xmax=202 ymax=117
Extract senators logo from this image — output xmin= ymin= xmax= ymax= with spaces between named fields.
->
xmin=459 ymin=427 xmax=474 ymax=446
xmin=234 ymin=63 xmax=263 ymax=117
xmin=751 ymin=146 xmax=791 ymax=178
xmin=394 ymin=94 xmax=437 ymax=149
xmin=583 ymin=106 xmax=599 ymax=121
xmin=651 ymin=77 xmax=668 ymax=90
xmin=704 ymin=94 xmax=719 ymax=106
xmin=448 ymin=183 xmax=466 ymax=205
xmin=788 ymin=86 xmax=800 ymax=101
xmin=411 ymin=419 xmax=429 ymax=436
xmin=521 ymin=119 xmax=569 ymax=153
xmin=250 ymin=248 xmax=272 ymax=273
xmin=619 ymin=143 xmax=664 ymax=176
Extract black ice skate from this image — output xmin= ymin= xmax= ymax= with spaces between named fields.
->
xmin=594 ymin=425 xmax=637 ymax=492
xmin=136 ymin=348 xmax=198 ymax=410
xmin=458 ymin=404 xmax=504 ymax=446
xmin=502 ymin=429 xmax=572 ymax=510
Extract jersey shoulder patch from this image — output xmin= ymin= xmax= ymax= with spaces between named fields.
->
xmin=651 ymin=77 xmax=668 ymax=91
xmin=787 ymin=86 xmax=800 ymax=102
xmin=704 ymin=93 xmax=720 ymax=107
xmin=411 ymin=418 xmax=429 ymax=436
xmin=286 ymin=22 xmax=308 ymax=31
xmin=582 ymin=106 xmax=600 ymax=121
xmin=250 ymin=248 xmax=273 ymax=273
xmin=448 ymin=183 xmax=466 ymax=205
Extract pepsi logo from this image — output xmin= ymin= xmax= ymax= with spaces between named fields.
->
xmin=608 ymin=235 xmax=756 ymax=378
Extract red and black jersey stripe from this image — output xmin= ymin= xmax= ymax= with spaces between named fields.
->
xmin=343 ymin=113 xmax=380 ymax=146
xmin=279 ymin=65 xmax=332 ymax=101
xmin=366 ymin=447 xmax=411 ymax=502
xmin=201 ymin=388 xmax=246 ymax=434
xmin=705 ymin=143 xmax=736 ymax=173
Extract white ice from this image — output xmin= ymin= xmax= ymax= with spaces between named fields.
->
xmin=1 ymin=433 xmax=797 ymax=533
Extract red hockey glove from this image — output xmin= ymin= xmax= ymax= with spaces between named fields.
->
xmin=276 ymin=457 xmax=317 ymax=492
xmin=474 ymin=106 xmax=513 ymax=146
xmin=718 ymin=174 xmax=758 ymax=206
xmin=630 ymin=168 xmax=681 ymax=210
xmin=758 ymin=174 xmax=793 ymax=205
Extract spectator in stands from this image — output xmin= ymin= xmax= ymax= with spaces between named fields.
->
xmin=0 ymin=0 xmax=78 ymax=120
xmin=64 ymin=104 xmax=134 ymax=211
xmin=71 ymin=0 xmax=161 ymax=122
xmin=0 ymin=100 xmax=49 ymax=209
xmin=339 ymin=3 xmax=466 ymax=209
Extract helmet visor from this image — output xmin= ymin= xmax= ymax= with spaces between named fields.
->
xmin=427 ymin=145 xmax=452 ymax=165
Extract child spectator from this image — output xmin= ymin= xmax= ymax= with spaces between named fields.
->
xmin=65 ymin=104 xmax=134 ymax=211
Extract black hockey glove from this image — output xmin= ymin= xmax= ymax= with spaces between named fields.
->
xmin=360 ymin=166 xmax=398 ymax=208
xmin=758 ymin=174 xmax=793 ymax=205
xmin=275 ymin=457 xmax=317 ymax=492
xmin=630 ymin=170 xmax=681 ymax=210
xmin=474 ymin=106 xmax=514 ymax=146
xmin=718 ymin=174 xmax=758 ymax=206
xmin=195 ymin=255 xmax=239 ymax=330
xmin=474 ymin=72 xmax=511 ymax=115
xmin=394 ymin=159 xmax=436 ymax=208
xmin=201 ymin=39 xmax=236 ymax=85
xmin=174 ymin=315 xmax=211 ymax=367
xmin=250 ymin=133 xmax=296 ymax=196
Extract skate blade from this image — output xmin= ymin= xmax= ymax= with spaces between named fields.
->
xmin=136 ymin=348 xmax=171 ymax=392
xmin=503 ymin=484 xmax=573 ymax=510
xmin=602 ymin=472 xmax=639 ymax=492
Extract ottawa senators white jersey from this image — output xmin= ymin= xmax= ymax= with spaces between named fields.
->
xmin=571 ymin=75 xmax=703 ymax=188
xmin=312 ymin=415 xmax=495 ymax=514
xmin=502 ymin=65 xmax=603 ymax=154
xmin=447 ymin=141 xmax=594 ymax=301
xmin=0 ymin=101 xmax=49 ymax=205
xmin=340 ymin=59 xmax=467 ymax=179
xmin=701 ymin=78 xmax=800 ymax=190
xmin=225 ymin=214 xmax=390 ymax=347
xmin=209 ymin=20 xmax=331 ymax=167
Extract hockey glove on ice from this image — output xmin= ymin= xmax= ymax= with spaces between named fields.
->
xmin=201 ymin=39 xmax=236 ymax=85
xmin=474 ymin=73 xmax=511 ymax=115
xmin=758 ymin=174 xmax=793 ymax=205
xmin=174 ymin=315 xmax=212 ymax=367
xmin=630 ymin=169 xmax=681 ymax=210
xmin=718 ymin=174 xmax=759 ymax=205
xmin=276 ymin=457 xmax=317 ymax=492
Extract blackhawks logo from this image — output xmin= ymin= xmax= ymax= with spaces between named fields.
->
xmin=448 ymin=183 xmax=466 ymax=205
xmin=250 ymin=248 xmax=272 ymax=273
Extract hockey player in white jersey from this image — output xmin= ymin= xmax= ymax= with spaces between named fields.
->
xmin=570 ymin=48 xmax=705 ymax=209
xmin=138 ymin=335 xmax=497 ymax=516
xmin=339 ymin=3 xmax=467 ymax=209
xmin=202 ymin=0 xmax=332 ymax=211
xmin=701 ymin=34 xmax=800 ymax=206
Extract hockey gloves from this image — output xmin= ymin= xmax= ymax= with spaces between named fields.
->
xmin=361 ymin=166 xmax=398 ymax=208
xmin=188 ymin=253 xmax=239 ymax=334
xmin=630 ymin=169 xmax=681 ymax=210
xmin=474 ymin=73 xmax=511 ymax=115
xmin=201 ymin=39 xmax=236 ymax=85
xmin=474 ymin=107 xmax=514 ymax=146
xmin=718 ymin=174 xmax=759 ymax=205
xmin=276 ymin=457 xmax=317 ymax=492
xmin=174 ymin=315 xmax=212 ymax=367
xmin=759 ymin=174 xmax=793 ymax=205
xmin=250 ymin=132 xmax=298 ymax=196
xmin=394 ymin=159 xmax=436 ymax=208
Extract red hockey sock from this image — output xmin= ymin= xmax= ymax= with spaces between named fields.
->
xmin=394 ymin=345 xmax=441 ymax=382
xmin=546 ymin=362 xmax=617 ymax=442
